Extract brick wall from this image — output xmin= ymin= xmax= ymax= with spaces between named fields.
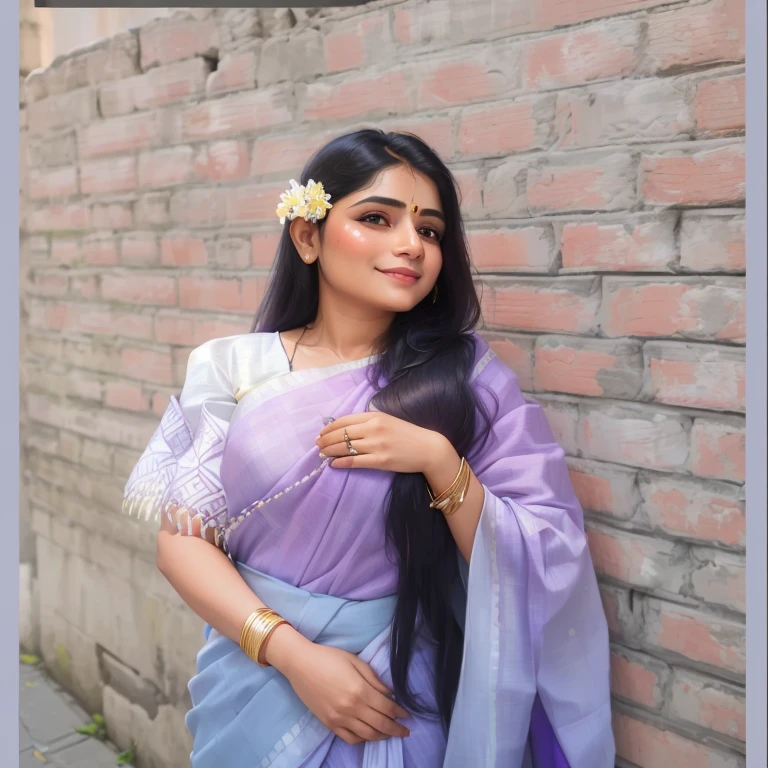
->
xmin=19 ymin=3 xmax=746 ymax=766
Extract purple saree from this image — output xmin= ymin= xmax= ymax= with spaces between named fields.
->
xmin=123 ymin=331 xmax=615 ymax=767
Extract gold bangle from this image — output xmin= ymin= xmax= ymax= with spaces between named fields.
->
xmin=427 ymin=457 xmax=466 ymax=506
xmin=427 ymin=457 xmax=471 ymax=516
xmin=256 ymin=618 xmax=289 ymax=667
xmin=240 ymin=608 xmax=271 ymax=651
xmin=240 ymin=609 xmax=291 ymax=668
xmin=240 ymin=608 xmax=273 ymax=660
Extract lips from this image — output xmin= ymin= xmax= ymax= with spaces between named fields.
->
xmin=377 ymin=268 xmax=421 ymax=285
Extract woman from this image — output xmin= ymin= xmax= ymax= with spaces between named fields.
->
xmin=123 ymin=129 xmax=615 ymax=767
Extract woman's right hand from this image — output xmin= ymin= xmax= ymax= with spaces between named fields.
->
xmin=269 ymin=629 xmax=411 ymax=745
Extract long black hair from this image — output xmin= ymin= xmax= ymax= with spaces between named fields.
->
xmin=251 ymin=128 xmax=493 ymax=729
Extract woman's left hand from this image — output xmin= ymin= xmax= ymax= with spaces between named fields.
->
xmin=316 ymin=412 xmax=452 ymax=475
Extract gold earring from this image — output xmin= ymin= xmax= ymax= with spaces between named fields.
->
xmin=432 ymin=285 xmax=438 ymax=304
xmin=411 ymin=204 xmax=419 ymax=213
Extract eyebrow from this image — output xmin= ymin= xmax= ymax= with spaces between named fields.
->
xmin=348 ymin=195 xmax=445 ymax=223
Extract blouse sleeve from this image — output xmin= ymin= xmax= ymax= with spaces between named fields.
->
xmin=121 ymin=339 xmax=238 ymax=547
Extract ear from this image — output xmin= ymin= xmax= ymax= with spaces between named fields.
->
xmin=289 ymin=218 xmax=320 ymax=262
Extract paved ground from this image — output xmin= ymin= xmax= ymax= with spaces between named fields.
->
xmin=19 ymin=659 xmax=123 ymax=767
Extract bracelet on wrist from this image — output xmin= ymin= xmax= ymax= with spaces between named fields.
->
xmin=427 ymin=456 xmax=471 ymax=516
xmin=240 ymin=608 xmax=291 ymax=667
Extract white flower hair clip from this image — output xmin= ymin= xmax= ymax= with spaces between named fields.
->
xmin=276 ymin=179 xmax=333 ymax=225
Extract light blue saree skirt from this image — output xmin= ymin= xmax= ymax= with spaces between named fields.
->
xmin=185 ymin=563 xmax=398 ymax=768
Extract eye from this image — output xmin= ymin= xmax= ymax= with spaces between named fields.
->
xmin=359 ymin=212 xmax=388 ymax=226
xmin=419 ymin=226 xmax=443 ymax=242
xmin=359 ymin=213 xmax=443 ymax=243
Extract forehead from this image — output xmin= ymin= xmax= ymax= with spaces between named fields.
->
xmin=352 ymin=165 xmax=442 ymax=209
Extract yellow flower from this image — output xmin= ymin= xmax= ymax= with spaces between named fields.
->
xmin=276 ymin=178 xmax=333 ymax=225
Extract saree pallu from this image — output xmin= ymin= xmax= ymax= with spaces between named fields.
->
xmin=123 ymin=331 xmax=615 ymax=767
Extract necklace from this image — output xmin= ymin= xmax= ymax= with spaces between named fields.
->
xmin=287 ymin=325 xmax=309 ymax=372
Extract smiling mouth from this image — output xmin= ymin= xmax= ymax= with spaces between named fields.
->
xmin=376 ymin=269 xmax=420 ymax=285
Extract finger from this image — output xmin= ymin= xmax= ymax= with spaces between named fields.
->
xmin=352 ymin=658 xmax=391 ymax=695
xmin=346 ymin=719 xmax=389 ymax=742
xmin=360 ymin=708 xmax=410 ymax=739
xmin=367 ymin=689 xmax=410 ymax=721
xmin=316 ymin=424 xmax=366 ymax=450
xmin=317 ymin=412 xmax=374 ymax=438
xmin=319 ymin=438 xmax=374 ymax=458
xmin=330 ymin=453 xmax=384 ymax=470
xmin=334 ymin=727 xmax=364 ymax=746
xmin=366 ymin=688 xmax=410 ymax=721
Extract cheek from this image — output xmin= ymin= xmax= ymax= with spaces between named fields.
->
xmin=326 ymin=222 xmax=375 ymax=259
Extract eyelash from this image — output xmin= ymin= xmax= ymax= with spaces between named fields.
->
xmin=359 ymin=212 xmax=443 ymax=242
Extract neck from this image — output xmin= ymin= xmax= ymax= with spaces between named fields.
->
xmin=307 ymin=286 xmax=393 ymax=360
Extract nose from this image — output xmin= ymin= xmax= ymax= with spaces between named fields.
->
xmin=393 ymin=218 xmax=424 ymax=260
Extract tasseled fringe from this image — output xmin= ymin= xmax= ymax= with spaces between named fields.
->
xmin=121 ymin=479 xmax=226 ymax=550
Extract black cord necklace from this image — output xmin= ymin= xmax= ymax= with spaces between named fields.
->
xmin=287 ymin=325 xmax=309 ymax=372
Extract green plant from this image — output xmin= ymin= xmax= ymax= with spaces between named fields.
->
xmin=75 ymin=713 xmax=107 ymax=741
xmin=116 ymin=742 xmax=137 ymax=766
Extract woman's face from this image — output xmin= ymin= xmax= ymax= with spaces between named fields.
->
xmin=296 ymin=164 xmax=445 ymax=315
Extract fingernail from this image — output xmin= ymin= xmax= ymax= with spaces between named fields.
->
xmin=318 ymin=452 xmax=326 ymax=458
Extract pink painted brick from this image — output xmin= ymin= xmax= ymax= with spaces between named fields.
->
xmin=379 ymin=117 xmax=454 ymax=160
xmin=181 ymin=87 xmax=293 ymax=141
xmin=101 ymin=273 xmax=177 ymax=307
xmin=139 ymin=16 xmax=219 ymax=69
xmin=679 ymin=212 xmax=745 ymax=273
xmin=643 ymin=342 xmax=745 ymax=412
xmin=251 ymin=231 xmax=282 ymax=268
xmin=480 ymin=277 xmax=600 ymax=335
xmin=689 ymin=549 xmax=746 ymax=613
xmin=300 ymin=71 xmax=412 ymax=121
xmin=467 ymin=226 xmax=555 ymax=273
xmin=526 ymin=151 xmax=636 ymax=215
xmin=251 ymin=132 xmax=326 ymax=177
xmin=99 ymin=59 xmax=210 ymax=117
xmin=639 ymin=475 xmax=744 ymax=548
xmin=120 ymin=234 xmax=159 ymax=266
xmin=586 ymin=523 xmax=687 ymax=593
xmin=689 ymin=416 xmax=745 ymax=483
xmin=641 ymin=143 xmax=745 ymax=206
xmin=416 ymin=51 xmax=517 ymax=109
xmin=77 ymin=112 xmax=163 ymax=159
xmin=642 ymin=598 xmax=745 ymax=677
xmin=212 ymin=238 xmax=251 ymax=270
xmin=610 ymin=648 xmax=670 ymax=710
xmin=227 ymin=182 xmax=287 ymax=224
xmin=566 ymin=457 xmax=639 ymax=520
xmin=523 ymin=20 xmax=641 ymax=89
xmin=578 ymin=404 xmax=690 ymax=471
xmin=138 ymin=146 xmax=195 ymax=189
xmin=556 ymin=79 xmax=693 ymax=148
xmin=534 ymin=336 xmax=643 ymax=399
xmin=560 ymin=214 xmax=676 ymax=272
xmin=324 ymin=14 xmax=390 ymax=73
xmin=696 ymin=73 xmax=745 ymax=133
xmin=457 ymin=95 xmax=555 ymax=156
xmin=669 ymin=668 xmax=745 ymax=741
xmin=194 ymin=141 xmax=250 ymax=182
xmin=161 ymin=235 xmax=208 ymax=267
xmin=613 ymin=711 xmax=743 ymax=768
xmin=600 ymin=277 xmax=745 ymax=343
xmin=535 ymin=0 xmax=672 ymax=27
xmin=642 ymin=0 xmax=745 ymax=74
xmin=80 ymin=156 xmax=136 ymax=196
xmin=206 ymin=49 xmax=258 ymax=96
